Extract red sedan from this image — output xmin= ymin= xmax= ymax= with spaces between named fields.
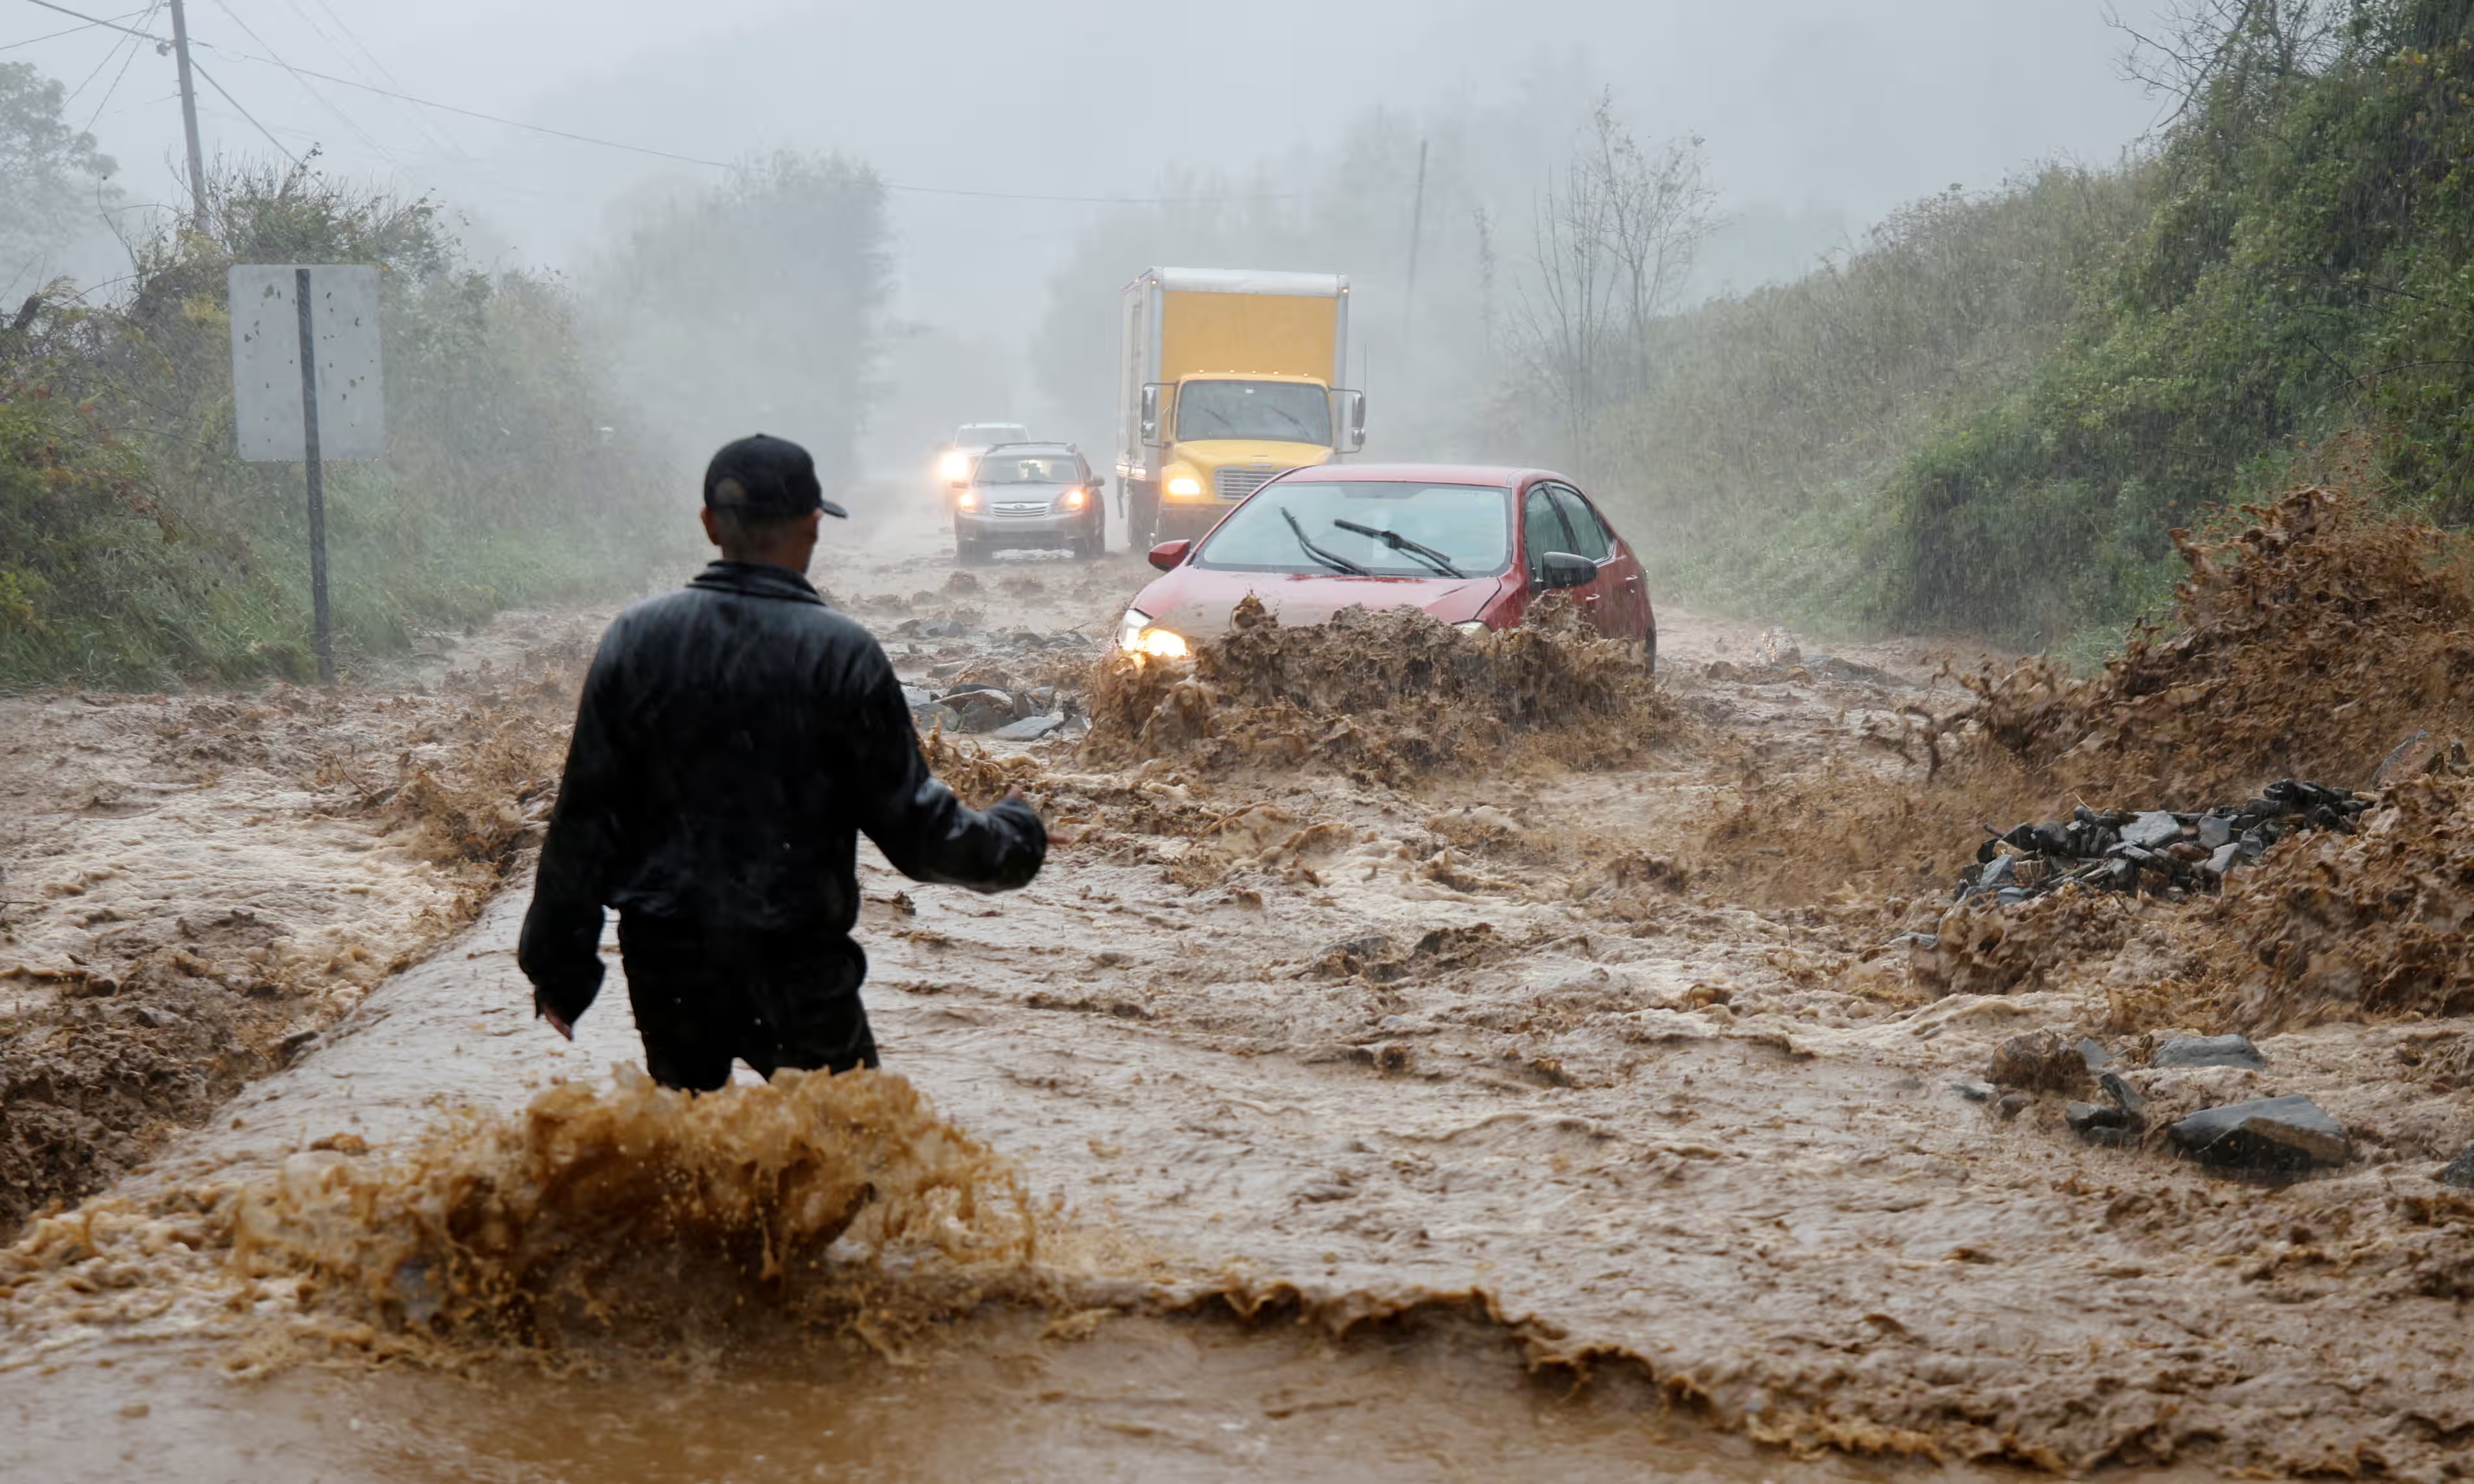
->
xmin=1114 ymin=463 xmax=1656 ymax=670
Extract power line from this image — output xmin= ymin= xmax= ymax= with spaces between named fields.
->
xmin=79 ymin=0 xmax=157 ymax=131
xmin=190 ymin=54 xmax=299 ymax=164
xmin=285 ymin=0 xmax=464 ymax=159
xmin=206 ymin=0 xmax=395 ymax=164
xmin=0 ymin=4 xmax=146 ymax=48
xmin=14 ymin=0 xmax=1296 ymax=205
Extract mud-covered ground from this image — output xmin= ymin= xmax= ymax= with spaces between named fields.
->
xmin=4 ymin=491 xmax=2471 ymax=1481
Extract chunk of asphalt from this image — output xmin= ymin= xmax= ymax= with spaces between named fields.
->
xmin=2440 ymin=1146 xmax=2474 ymax=1190
xmin=2168 ymin=1094 xmax=2350 ymax=1171
xmin=2120 ymin=810 xmax=2184 ymax=850
xmin=2153 ymin=1034 xmax=2268 ymax=1071
xmin=2076 ymin=1036 xmax=2116 ymax=1070
xmin=993 ymin=714 xmax=1068 ymax=741
xmin=2196 ymin=812 xmax=2237 ymax=851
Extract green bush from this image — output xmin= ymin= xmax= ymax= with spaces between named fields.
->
xmin=0 ymin=159 xmax=674 ymax=689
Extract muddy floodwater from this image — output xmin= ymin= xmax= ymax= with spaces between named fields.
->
xmin=5 ymin=495 xmax=2470 ymax=1480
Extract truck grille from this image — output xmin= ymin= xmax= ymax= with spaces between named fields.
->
xmin=1214 ymin=466 xmax=1278 ymax=501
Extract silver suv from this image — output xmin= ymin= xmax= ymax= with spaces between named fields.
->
xmin=951 ymin=443 xmax=1107 ymax=564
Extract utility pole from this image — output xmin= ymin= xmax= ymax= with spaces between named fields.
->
xmin=1402 ymin=138 xmax=1428 ymax=363
xmin=167 ymin=0 xmax=208 ymax=224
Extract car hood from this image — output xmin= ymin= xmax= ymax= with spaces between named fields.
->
xmin=1133 ymin=568 xmax=1501 ymax=638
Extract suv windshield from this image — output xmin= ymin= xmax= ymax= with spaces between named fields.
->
xmin=1176 ymin=381 xmax=1331 ymax=444
xmin=977 ymin=454 xmax=1077 ymax=484
xmin=957 ymin=424 xmax=1029 ymax=447
xmin=1194 ymin=480 xmax=1510 ymax=577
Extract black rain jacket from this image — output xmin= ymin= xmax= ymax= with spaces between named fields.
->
xmin=517 ymin=560 xmax=1046 ymax=1023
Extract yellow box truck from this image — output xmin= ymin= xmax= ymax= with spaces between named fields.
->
xmin=1115 ymin=268 xmax=1365 ymax=545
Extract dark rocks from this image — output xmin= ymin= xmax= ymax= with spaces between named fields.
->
xmin=2167 ymin=1094 xmax=2350 ymax=1171
xmin=910 ymin=701 xmax=963 ymax=734
xmin=2065 ymin=1070 xmax=2149 ymax=1145
xmin=2152 ymin=1034 xmax=2268 ymax=1071
xmin=940 ymin=685 xmax=1023 ymax=733
xmin=1956 ymin=780 xmax=2370 ymax=907
xmin=2076 ymin=1036 xmax=2115 ymax=1070
xmin=1989 ymin=1029 xmax=2088 ymax=1093
xmin=2098 ymin=1069 xmax=2148 ymax=1125
xmin=1949 ymin=1079 xmax=1994 ymax=1103
xmin=2439 ymin=1146 xmax=2474 ymax=1190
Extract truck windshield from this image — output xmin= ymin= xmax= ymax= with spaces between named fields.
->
xmin=1194 ymin=481 xmax=1510 ymax=577
xmin=1176 ymin=381 xmax=1331 ymax=444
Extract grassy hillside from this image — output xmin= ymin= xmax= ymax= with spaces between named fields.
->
xmin=1598 ymin=0 xmax=2474 ymax=653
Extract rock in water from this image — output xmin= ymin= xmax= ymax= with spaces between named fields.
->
xmin=993 ymin=714 xmax=1066 ymax=741
xmin=1989 ymin=1029 xmax=2088 ymax=1093
xmin=2152 ymin=1034 xmax=2268 ymax=1071
xmin=2168 ymin=1094 xmax=2350 ymax=1171
xmin=2440 ymin=1146 xmax=2474 ymax=1190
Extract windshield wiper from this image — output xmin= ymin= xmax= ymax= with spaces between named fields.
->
xmin=1333 ymin=519 xmax=1464 ymax=578
xmin=1281 ymin=507 xmax=1368 ymax=575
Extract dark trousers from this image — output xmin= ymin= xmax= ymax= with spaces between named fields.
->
xmin=617 ymin=916 xmax=880 ymax=1093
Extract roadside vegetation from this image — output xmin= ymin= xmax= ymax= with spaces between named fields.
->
xmin=1600 ymin=0 xmax=2474 ymax=652
xmin=0 ymin=62 xmax=891 ymax=691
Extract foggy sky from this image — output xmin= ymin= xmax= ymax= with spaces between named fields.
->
xmin=10 ymin=0 xmax=2171 ymax=459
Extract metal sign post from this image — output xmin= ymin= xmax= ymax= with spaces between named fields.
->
xmin=229 ymin=265 xmax=383 ymax=684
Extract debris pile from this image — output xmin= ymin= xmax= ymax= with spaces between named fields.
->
xmin=1956 ymin=780 xmax=2370 ymax=906
xmin=1959 ymin=486 xmax=2474 ymax=804
xmin=2217 ymin=768 xmax=2474 ymax=1030
xmin=1081 ymin=596 xmax=1675 ymax=783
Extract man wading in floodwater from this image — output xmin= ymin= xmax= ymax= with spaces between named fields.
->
xmin=518 ymin=433 xmax=1047 ymax=1089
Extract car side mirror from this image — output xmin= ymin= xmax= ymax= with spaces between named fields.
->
xmin=1535 ymin=551 xmax=1595 ymax=590
xmin=1089 ymin=475 xmax=1107 ymax=492
xmin=1147 ymin=538 xmax=1191 ymax=572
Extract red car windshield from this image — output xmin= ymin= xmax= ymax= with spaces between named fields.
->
xmin=1193 ymin=480 xmax=1512 ymax=578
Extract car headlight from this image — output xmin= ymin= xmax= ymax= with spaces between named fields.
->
xmin=1060 ymin=487 xmax=1087 ymax=511
xmin=1453 ymin=620 xmax=1490 ymax=635
xmin=1117 ymin=607 xmax=1189 ymax=658
xmin=938 ymin=450 xmax=970 ymax=481
xmin=956 ymin=488 xmax=980 ymax=510
xmin=1166 ymin=474 xmax=1203 ymax=497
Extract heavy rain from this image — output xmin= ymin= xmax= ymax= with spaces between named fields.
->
xmin=5 ymin=1 xmax=2474 ymax=1479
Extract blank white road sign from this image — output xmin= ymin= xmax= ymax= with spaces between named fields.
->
xmin=229 ymin=264 xmax=385 ymax=461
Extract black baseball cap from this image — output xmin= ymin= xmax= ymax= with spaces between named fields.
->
xmin=703 ymin=433 xmax=848 ymax=519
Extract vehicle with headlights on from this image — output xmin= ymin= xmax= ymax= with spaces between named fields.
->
xmin=951 ymin=442 xmax=1107 ymax=564
xmin=1114 ymin=463 xmax=1654 ymax=668
xmin=933 ymin=421 xmax=1031 ymax=489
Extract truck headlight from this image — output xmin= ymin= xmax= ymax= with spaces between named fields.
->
xmin=938 ymin=450 xmax=969 ymax=481
xmin=1166 ymin=475 xmax=1203 ymax=497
